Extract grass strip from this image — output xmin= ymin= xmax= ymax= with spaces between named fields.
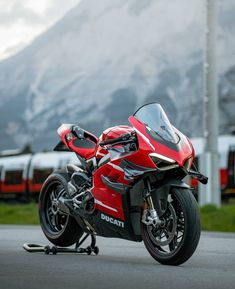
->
xmin=0 ymin=202 xmax=235 ymax=232
xmin=0 ymin=202 xmax=39 ymax=225
xmin=200 ymin=204 xmax=235 ymax=232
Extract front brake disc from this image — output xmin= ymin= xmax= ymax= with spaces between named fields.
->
xmin=147 ymin=203 xmax=177 ymax=247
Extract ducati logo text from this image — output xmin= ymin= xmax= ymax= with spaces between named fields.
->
xmin=101 ymin=213 xmax=124 ymax=228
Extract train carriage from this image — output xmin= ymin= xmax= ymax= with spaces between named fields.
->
xmin=0 ymin=152 xmax=79 ymax=200
xmin=0 ymin=154 xmax=31 ymax=198
xmin=28 ymin=152 xmax=79 ymax=194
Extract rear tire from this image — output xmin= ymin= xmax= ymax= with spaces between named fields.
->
xmin=142 ymin=188 xmax=201 ymax=266
xmin=39 ymin=170 xmax=84 ymax=247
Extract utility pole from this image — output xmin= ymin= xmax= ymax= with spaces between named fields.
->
xmin=199 ymin=0 xmax=220 ymax=207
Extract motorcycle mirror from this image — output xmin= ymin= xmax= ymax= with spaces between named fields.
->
xmin=198 ymin=175 xmax=208 ymax=185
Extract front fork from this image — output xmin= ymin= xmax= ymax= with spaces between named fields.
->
xmin=142 ymin=179 xmax=163 ymax=227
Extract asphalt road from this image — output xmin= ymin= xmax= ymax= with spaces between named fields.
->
xmin=0 ymin=225 xmax=235 ymax=289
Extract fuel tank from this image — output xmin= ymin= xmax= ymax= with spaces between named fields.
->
xmin=96 ymin=125 xmax=134 ymax=158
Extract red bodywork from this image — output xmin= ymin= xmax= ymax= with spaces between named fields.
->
xmin=58 ymin=115 xmax=194 ymax=221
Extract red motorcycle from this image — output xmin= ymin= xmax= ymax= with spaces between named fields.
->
xmin=39 ymin=103 xmax=207 ymax=265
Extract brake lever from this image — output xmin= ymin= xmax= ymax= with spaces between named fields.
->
xmin=101 ymin=138 xmax=136 ymax=150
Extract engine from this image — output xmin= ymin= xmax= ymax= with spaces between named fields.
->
xmin=67 ymin=167 xmax=94 ymax=213
xmin=68 ymin=170 xmax=90 ymax=196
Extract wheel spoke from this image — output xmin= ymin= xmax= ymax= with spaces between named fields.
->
xmin=58 ymin=210 xmax=68 ymax=216
xmin=48 ymin=207 xmax=53 ymax=216
xmin=50 ymin=190 xmax=55 ymax=202
xmin=54 ymin=214 xmax=60 ymax=230
xmin=177 ymin=233 xmax=183 ymax=240
xmin=55 ymin=186 xmax=64 ymax=198
xmin=169 ymin=236 xmax=178 ymax=251
xmin=50 ymin=214 xmax=57 ymax=229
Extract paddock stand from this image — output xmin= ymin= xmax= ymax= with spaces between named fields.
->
xmin=23 ymin=233 xmax=99 ymax=255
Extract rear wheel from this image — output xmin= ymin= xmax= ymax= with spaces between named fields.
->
xmin=142 ymin=188 xmax=201 ymax=266
xmin=39 ymin=171 xmax=83 ymax=247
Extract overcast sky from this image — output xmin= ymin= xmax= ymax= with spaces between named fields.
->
xmin=0 ymin=0 xmax=81 ymax=60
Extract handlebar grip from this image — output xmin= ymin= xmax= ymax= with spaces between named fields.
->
xmin=99 ymin=133 xmax=131 ymax=146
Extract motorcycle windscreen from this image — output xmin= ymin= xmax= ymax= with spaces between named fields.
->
xmin=132 ymin=103 xmax=179 ymax=145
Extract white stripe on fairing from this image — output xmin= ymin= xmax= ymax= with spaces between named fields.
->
xmin=95 ymin=199 xmax=118 ymax=213
xmin=108 ymin=163 xmax=124 ymax=172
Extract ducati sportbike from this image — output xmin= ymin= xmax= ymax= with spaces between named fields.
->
xmin=39 ymin=103 xmax=207 ymax=265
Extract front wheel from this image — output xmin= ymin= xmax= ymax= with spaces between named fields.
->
xmin=142 ymin=188 xmax=201 ymax=266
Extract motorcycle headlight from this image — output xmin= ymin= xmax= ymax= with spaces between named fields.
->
xmin=149 ymin=153 xmax=179 ymax=171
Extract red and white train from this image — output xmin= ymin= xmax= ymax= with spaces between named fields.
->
xmin=0 ymin=151 xmax=79 ymax=200
xmin=0 ymin=135 xmax=235 ymax=200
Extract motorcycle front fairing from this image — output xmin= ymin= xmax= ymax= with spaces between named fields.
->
xmin=128 ymin=103 xmax=194 ymax=169
xmin=127 ymin=103 xmax=208 ymax=184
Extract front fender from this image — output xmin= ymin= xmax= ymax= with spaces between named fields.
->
xmin=152 ymin=179 xmax=193 ymax=217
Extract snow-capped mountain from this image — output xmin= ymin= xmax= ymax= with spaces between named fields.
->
xmin=0 ymin=0 xmax=234 ymax=151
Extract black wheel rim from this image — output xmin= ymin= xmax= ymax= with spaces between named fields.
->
xmin=145 ymin=192 xmax=185 ymax=255
xmin=43 ymin=181 xmax=69 ymax=234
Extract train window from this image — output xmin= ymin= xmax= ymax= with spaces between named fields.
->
xmin=33 ymin=168 xmax=53 ymax=184
xmin=5 ymin=170 xmax=23 ymax=185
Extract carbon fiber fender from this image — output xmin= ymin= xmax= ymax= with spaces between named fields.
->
xmin=151 ymin=179 xmax=193 ymax=217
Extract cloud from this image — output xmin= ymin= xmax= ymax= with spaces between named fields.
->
xmin=0 ymin=0 xmax=81 ymax=59
xmin=0 ymin=1 xmax=44 ymax=26
xmin=0 ymin=0 xmax=80 ymax=26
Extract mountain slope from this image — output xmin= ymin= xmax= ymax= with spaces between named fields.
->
xmin=0 ymin=0 xmax=234 ymax=150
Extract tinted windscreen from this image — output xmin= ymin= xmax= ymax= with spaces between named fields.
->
xmin=134 ymin=103 xmax=178 ymax=144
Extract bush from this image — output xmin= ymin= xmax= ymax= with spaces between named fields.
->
xmin=200 ymin=204 xmax=218 ymax=214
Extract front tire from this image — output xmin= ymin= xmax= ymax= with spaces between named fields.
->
xmin=142 ymin=188 xmax=201 ymax=266
xmin=39 ymin=171 xmax=84 ymax=247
